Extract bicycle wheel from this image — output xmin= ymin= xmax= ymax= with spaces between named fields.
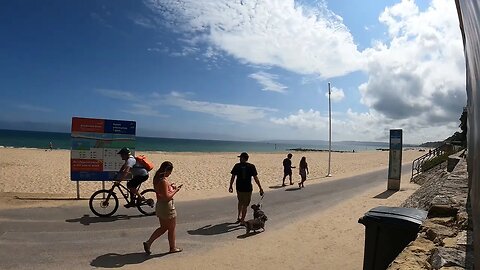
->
xmin=137 ymin=189 xmax=156 ymax=216
xmin=89 ymin=189 xmax=119 ymax=217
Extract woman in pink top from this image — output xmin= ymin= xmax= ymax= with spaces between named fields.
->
xmin=143 ymin=161 xmax=183 ymax=254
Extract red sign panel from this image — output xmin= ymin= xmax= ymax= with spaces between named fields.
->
xmin=71 ymin=117 xmax=105 ymax=133
xmin=71 ymin=159 xmax=103 ymax=172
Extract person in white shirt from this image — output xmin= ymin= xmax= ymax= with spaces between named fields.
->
xmin=116 ymin=147 xmax=150 ymax=208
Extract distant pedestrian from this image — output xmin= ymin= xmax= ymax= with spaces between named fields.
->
xmin=49 ymin=141 xmax=53 ymax=151
xmin=298 ymin=157 xmax=309 ymax=188
xmin=282 ymin=153 xmax=295 ymax=186
xmin=143 ymin=161 xmax=183 ymax=255
xmin=229 ymin=152 xmax=264 ymax=225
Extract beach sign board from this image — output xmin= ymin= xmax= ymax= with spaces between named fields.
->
xmin=387 ymin=129 xmax=403 ymax=190
xmin=71 ymin=117 xmax=136 ymax=181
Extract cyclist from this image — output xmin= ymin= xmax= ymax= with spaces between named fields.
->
xmin=116 ymin=147 xmax=150 ymax=208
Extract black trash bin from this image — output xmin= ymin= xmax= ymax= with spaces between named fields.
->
xmin=358 ymin=206 xmax=427 ymax=270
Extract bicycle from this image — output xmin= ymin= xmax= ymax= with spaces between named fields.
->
xmin=89 ymin=181 xmax=156 ymax=217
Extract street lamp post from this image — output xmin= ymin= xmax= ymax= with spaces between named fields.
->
xmin=327 ymin=82 xmax=332 ymax=177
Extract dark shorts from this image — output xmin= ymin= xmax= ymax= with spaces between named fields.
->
xmin=237 ymin=192 xmax=252 ymax=206
xmin=284 ymin=170 xmax=292 ymax=176
xmin=127 ymin=174 xmax=149 ymax=189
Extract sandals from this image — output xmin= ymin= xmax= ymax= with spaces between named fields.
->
xmin=169 ymin=247 xmax=183 ymax=253
xmin=143 ymin=242 xmax=151 ymax=255
xmin=144 ymin=242 xmax=182 ymax=255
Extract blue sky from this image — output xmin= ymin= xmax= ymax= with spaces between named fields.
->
xmin=0 ymin=0 xmax=466 ymax=144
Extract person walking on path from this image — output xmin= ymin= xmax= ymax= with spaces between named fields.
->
xmin=298 ymin=156 xmax=309 ymax=188
xmin=229 ymin=152 xmax=264 ymax=225
xmin=282 ymin=153 xmax=296 ymax=186
xmin=143 ymin=161 xmax=183 ymax=255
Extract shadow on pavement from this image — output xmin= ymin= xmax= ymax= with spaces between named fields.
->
xmin=285 ymin=187 xmax=301 ymax=191
xmin=373 ymin=190 xmax=398 ymax=199
xmin=187 ymin=222 xmax=243 ymax=236
xmin=15 ymin=196 xmax=89 ymax=201
xmin=237 ymin=231 xmax=262 ymax=239
xmin=268 ymin=185 xmax=285 ymax=189
xmin=66 ymin=214 xmax=148 ymax=226
xmin=90 ymin=252 xmax=169 ymax=268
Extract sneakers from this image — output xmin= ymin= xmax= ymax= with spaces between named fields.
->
xmin=136 ymin=197 xmax=146 ymax=206
xmin=146 ymin=199 xmax=155 ymax=207
xmin=124 ymin=201 xmax=136 ymax=208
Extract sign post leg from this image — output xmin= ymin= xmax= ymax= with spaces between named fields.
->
xmin=76 ymin=181 xmax=80 ymax=199
xmin=102 ymin=181 xmax=105 ymax=199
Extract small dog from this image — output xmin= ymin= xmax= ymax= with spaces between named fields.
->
xmin=251 ymin=204 xmax=266 ymax=219
xmin=245 ymin=204 xmax=268 ymax=234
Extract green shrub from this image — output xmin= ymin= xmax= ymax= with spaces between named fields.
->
xmin=421 ymin=153 xmax=449 ymax=172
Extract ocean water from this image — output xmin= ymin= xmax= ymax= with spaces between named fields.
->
xmin=0 ymin=129 xmax=392 ymax=152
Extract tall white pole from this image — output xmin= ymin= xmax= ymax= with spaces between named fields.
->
xmin=327 ymin=82 xmax=332 ymax=177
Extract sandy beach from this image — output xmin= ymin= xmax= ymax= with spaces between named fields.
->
xmin=0 ymin=148 xmax=425 ymax=269
xmin=0 ymin=148 xmax=424 ymax=201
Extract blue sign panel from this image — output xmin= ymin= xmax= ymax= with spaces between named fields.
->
xmin=390 ymin=129 xmax=402 ymax=150
xmin=71 ymin=171 xmax=116 ymax=181
xmin=104 ymin=119 xmax=136 ymax=135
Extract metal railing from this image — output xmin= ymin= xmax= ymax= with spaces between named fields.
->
xmin=411 ymin=144 xmax=450 ymax=180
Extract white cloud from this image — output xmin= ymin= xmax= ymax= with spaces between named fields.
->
xmin=144 ymin=0 xmax=364 ymax=78
xmin=97 ymin=88 xmax=274 ymax=122
xmin=271 ymin=109 xmax=328 ymax=130
xmin=271 ymin=108 xmax=459 ymax=144
xmin=17 ymin=104 xmax=53 ymax=113
xmin=170 ymin=46 xmax=200 ymax=57
xmin=248 ymin=71 xmax=288 ymax=93
xmin=96 ymin=88 xmax=166 ymax=118
xmin=131 ymin=15 xmax=157 ymax=29
xmin=95 ymin=88 xmax=138 ymax=101
xmin=343 ymin=108 xmax=461 ymax=143
xmin=325 ymin=86 xmax=345 ymax=102
xmin=121 ymin=104 xmax=167 ymax=118
xmin=139 ymin=0 xmax=465 ymax=143
xmin=165 ymin=92 xmax=277 ymax=123
xmin=353 ymin=0 xmax=465 ymax=141
xmin=90 ymin=12 xmax=113 ymax=29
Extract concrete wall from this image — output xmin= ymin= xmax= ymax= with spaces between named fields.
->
xmin=455 ymin=0 xmax=480 ymax=267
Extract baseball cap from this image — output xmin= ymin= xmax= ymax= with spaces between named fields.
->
xmin=117 ymin=147 xmax=131 ymax=155
xmin=238 ymin=152 xmax=249 ymax=158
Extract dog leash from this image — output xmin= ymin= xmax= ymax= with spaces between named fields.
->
xmin=256 ymin=194 xmax=265 ymax=206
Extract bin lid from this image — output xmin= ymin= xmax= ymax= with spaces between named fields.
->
xmin=359 ymin=206 xmax=428 ymax=228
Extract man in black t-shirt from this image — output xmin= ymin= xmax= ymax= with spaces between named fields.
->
xmin=282 ymin=153 xmax=296 ymax=186
xmin=229 ymin=152 xmax=264 ymax=225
